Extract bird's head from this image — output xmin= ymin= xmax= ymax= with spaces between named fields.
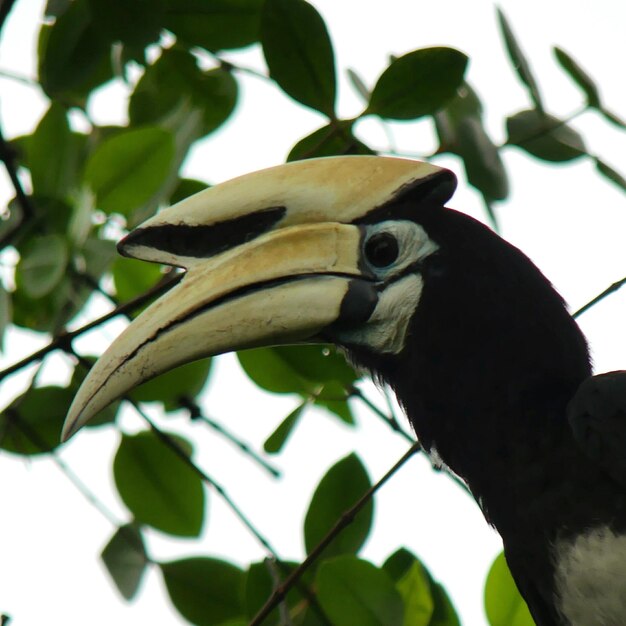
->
xmin=63 ymin=156 xmax=590 ymax=456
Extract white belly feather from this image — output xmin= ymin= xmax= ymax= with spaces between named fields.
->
xmin=555 ymin=526 xmax=626 ymax=626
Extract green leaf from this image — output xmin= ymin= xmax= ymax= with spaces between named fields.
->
xmin=506 ymin=110 xmax=587 ymax=162
xmin=0 ymin=197 xmax=24 ymax=245
xmin=170 ymin=178 xmax=210 ymax=204
xmin=383 ymin=549 xmax=459 ymax=626
xmin=396 ymin=562 xmax=434 ymax=626
xmin=553 ymin=47 xmax=600 ymax=109
xmin=0 ymin=282 xmax=12 ymax=352
xmin=594 ymin=157 xmax=626 ymax=192
xmin=80 ymin=237 xmax=117 ymax=280
xmin=112 ymin=257 xmax=164 ymax=303
xmin=262 ymin=0 xmax=336 ymax=116
xmin=12 ymin=273 xmax=89 ymax=334
xmin=84 ymin=126 xmax=175 ymax=216
xmin=27 ymin=103 xmax=84 ymax=199
xmin=484 ymin=552 xmax=534 ymax=626
xmin=456 ymin=117 xmax=508 ymax=201
xmin=38 ymin=0 xmax=113 ymax=103
xmin=304 ymin=453 xmax=372 ymax=558
xmin=496 ymin=8 xmax=543 ymax=111
xmin=113 ymin=430 xmax=205 ymax=537
xmin=434 ymin=83 xmax=508 ymax=202
xmin=383 ymin=548 xmax=418 ymax=582
xmin=0 ymin=386 xmax=72 ymax=455
xmin=131 ymin=359 xmax=212 ymax=410
xmin=129 ymin=49 xmax=238 ymax=138
xmin=314 ymin=380 xmax=354 ymax=425
xmin=87 ymin=0 xmax=163 ymax=50
xmin=245 ymin=560 xmax=321 ymax=626
xmin=347 ymin=68 xmax=371 ymax=102
xmin=288 ymin=122 xmax=374 ymax=161
xmin=164 ymin=0 xmax=263 ymax=51
xmin=263 ymin=402 xmax=307 ymax=454
xmin=239 ymin=347 xmax=356 ymax=424
xmin=272 ymin=345 xmax=357 ymax=386
xmin=429 ymin=583 xmax=461 ymax=626
xmin=237 ymin=347 xmax=315 ymax=395
xmin=46 ymin=0 xmax=72 ymax=17
xmin=367 ymin=48 xmax=467 ymax=120
xmin=15 ymin=234 xmax=68 ymax=298
xmin=160 ymin=558 xmax=245 ymax=626
xmin=317 ymin=556 xmax=404 ymax=626
xmin=101 ymin=524 xmax=148 ymax=601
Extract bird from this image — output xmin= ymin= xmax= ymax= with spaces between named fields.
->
xmin=64 ymin=155 xmax=626 ymax=626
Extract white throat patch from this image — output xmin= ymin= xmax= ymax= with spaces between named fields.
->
xmin=554 ymin=526 xmax=626 ymax=626
xmin=337 ymin=273 xmax=423 ymax=354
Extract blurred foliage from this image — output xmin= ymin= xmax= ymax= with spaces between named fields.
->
xmin=1 ymin=0 xmax=625 ymax=624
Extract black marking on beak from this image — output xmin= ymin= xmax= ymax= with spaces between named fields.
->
xmin=118 ymin=206 xmax=287 ymax=262
xmin=330 ymin=280 xmax=379 ymax=331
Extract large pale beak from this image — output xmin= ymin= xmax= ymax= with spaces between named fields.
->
xmin=118 ymin=155 xmax=455 ymax=268
xmin=63 ymin=156 xmax=456 ymax=440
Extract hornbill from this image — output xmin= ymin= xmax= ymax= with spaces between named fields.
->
xmin=64 ymin=156 xmax=626 ymax=626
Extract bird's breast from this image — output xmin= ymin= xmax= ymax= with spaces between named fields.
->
xmin=554 ymin=526 xmax=626 ymax=626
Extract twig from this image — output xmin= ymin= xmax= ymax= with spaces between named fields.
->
xmin=573 ymin=276 xmax=626 ymax=319
xmin=179 ymin=396 xmax=281 ymax=478
xmin=0 ymin=68 xmax=37 ymax=86
xmin=127 ymin=397 xmax=333 ymax=626
xmin=265 ymin=558 xmax=294 ymax=626
xmin=0 ymin=0 xmax=36 ymax=250
xmin=249 ymin=442 xmax=421 ymax=626
xmin=5 ymin=410 xmax=121 ymax=527
xmin=131 ymin=401 xmax=282 ymax=558
xmin=71 ymin=272 xmax=279 ymax=478
xmin=348 ymin=384 xmax=413 ymax=442
xmin=0 ymin=123 xmax=36 ymax=249
xmin=0 ymin=272 xmax=182 ymax=381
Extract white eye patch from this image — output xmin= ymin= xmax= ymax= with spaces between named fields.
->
xmin=361 ymin=220 xmax=439 ymax=281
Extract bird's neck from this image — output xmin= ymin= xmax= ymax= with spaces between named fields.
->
xmin=398 ymin=357 xmax=588 ymax=533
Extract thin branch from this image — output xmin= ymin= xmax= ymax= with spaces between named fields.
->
xmin=249 ymin=442 xmax=422 ymax=626
xmin=131 ymin=401 xmax=282 ymax=558
xmin=0 ymin=0 xmax=37 ymax=250
xmin=0 ymin=123 xmax=36 ymax=249
xmin=208 ymin=53 xmax=270 ymax=81
xmin=126 ymin=395 xmax=333 ymax=626
xmin=382 ymin=386 xmax=400 ymax=425
xmin=348 ymin=384 xmax=414 ymax=442
xmin=72 ymin=271 xmax=279 ymax=478
xmin=0 ymin=68 xmax=38 ymax=86
xmin=573 ymin=276 xmax=626 ymax=319
xmin=179 ymin=396 xmax=281 ymax=479
xmin=5 ymin=410 xmax=121 ymax=526
xmin=0 ymin=272 xmax=182 ymax=382
xmin=265 ymin=558 xmax=294 ymax=626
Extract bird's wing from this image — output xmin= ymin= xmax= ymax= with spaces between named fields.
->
xmin=504 ymin=546 xmax=561 ymax=626
xmin=567 ymin=371 xmax=626 ymax=486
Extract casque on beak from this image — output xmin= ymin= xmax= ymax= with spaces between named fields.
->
xmin=63 ymin=156 xmax=456 ymax=440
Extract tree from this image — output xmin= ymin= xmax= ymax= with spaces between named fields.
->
xmin=0 ymin=1 xmax=624 ymax=625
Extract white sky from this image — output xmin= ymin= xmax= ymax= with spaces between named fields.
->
xmin=1 ymin=1 xmax=625 ymax=625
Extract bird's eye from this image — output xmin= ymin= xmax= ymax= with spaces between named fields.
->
xmin=364 ymin=232 xmax=399 ymax=268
